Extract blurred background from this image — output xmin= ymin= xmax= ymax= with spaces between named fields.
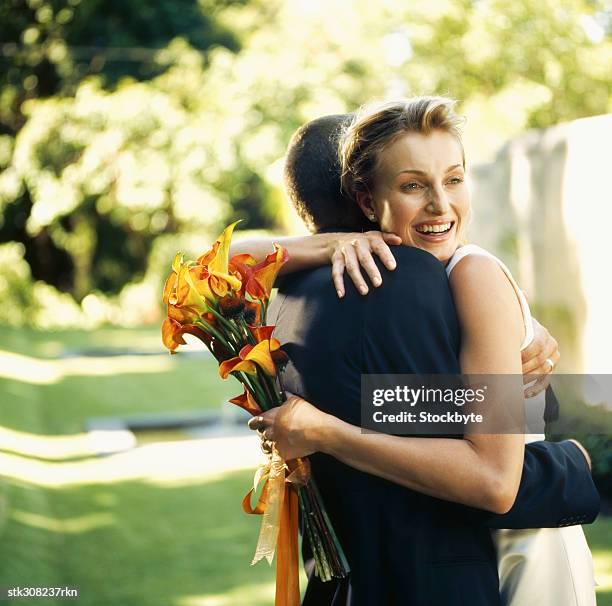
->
xmin=0 ymin=0 xmax=611 ymax=604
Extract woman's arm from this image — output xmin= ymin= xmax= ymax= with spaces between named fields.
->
xmin=251 ymin=256 xmax=526 ymax=514
xmin=230 ymin=231 xmax=401 ymax=293
xmin=324 ymin=241 xmax=561 ymax=393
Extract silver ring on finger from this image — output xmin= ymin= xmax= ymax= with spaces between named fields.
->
xmin=544 ymin=358 xmax=555 ymax=373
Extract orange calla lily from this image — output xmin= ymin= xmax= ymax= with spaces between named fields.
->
xmin=195 ymin=222 xmax=242 ymax=299
xmin=228 ymin=255 xmax=260 ymax=303
xmin=250 ymin=325 xmax=275 ymax=343
xmin=174 ymin=262 xmax=210 ymax=312
xmin=230 ymin=245 xmax=288 ymax=303
xmin=163 ymin=252 xmax=210 ymax=322
xmin=160 ymin=222 xmax=349 ymax=594
xmin=249 ymin=244 xmax=289 ymax=301
xmin=246 ymin=327 xmax=289 ymax=368
xmin=243 ymin=300 xmax=261 ymax=325
xmin=207 ymin=221 xmax=238 ymax=275
xmin=162 ymin=318 xmax=212 ymax=353
xmin=229 ymin=387 xmax=262 ymax=416
xmin=167 ymin=302 xmax=198 ymax=325
xmin=230 ymin=253 xmax=258 ymax=268
xmin=219 ymin=338 xmax=281 ymax=379
xmin=162 ymin=270 xmax=177 ymax=305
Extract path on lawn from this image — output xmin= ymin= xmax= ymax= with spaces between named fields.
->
xmin=0 ymin=429 xmax=265 ymax=488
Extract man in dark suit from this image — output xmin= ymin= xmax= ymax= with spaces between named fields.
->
xmin=255 ymin=115 xmax=599 ymax=605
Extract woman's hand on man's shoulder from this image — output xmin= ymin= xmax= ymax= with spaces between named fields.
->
xmin=327 ymin=230 xmax=402 ymax=298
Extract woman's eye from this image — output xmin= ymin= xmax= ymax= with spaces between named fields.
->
xmin=401 ymin=182 xmax=422 ymax=191
xmin=448 ymin=177 xmax=464 ymax=185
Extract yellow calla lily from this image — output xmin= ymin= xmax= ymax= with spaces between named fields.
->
xmin=174 ymin=263 xmax=209 ymax=313
xmin=195 ymin=222 xmax=242 ymax=298
xmin=219 ymin=338 xmax=281 ymax=379
xmin=208 ymin=221 xmax=239 ymax=276
xmin=253 ymin=244 xmax=288 ymax=298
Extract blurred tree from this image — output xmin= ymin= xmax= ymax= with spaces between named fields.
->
xmin=0 ymin=0 xmax=241 ymax=132
xmin=401 ymin=0 xmax=612 ymax=129
xmin=0 ymin=0 xmax=610 ymax=317
xmin=0 ymin=0 xmax=241 ymax=298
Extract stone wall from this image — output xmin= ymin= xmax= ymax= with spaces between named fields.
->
xmin=467 ymin=114 xmax=612 ymax=373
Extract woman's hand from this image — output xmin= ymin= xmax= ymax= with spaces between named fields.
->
xmin=521 ymin=318 xmax=561 ymax=398
xmin=328 ymin=231 xmax=402 ymax=297
xmin=247 ymin=393 xmax=330 ymax=461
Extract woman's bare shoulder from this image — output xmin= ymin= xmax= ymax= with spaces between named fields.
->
xmin=448 ymin=253 xmax=524 ymax=347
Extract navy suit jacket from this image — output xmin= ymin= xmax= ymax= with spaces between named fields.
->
xmin=269 ymin=246 xmax=599 ymax=606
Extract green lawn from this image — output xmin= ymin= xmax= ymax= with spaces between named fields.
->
xmin=0 ymin=325 xmax=237 ymax=435
xmin=0 ymin=325 xmax=610 ymax=605
xmin=0 ymin=325 xmax=277 ymax=605
xmin=586 ymin=518 xmax=612 ymax=606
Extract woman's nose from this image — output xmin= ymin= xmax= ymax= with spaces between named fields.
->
xmin=426 ymin=187 xmax=450 ymax=214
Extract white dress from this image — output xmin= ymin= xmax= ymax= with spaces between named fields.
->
xmin=446 ymin=244 xmax=597 ymax=606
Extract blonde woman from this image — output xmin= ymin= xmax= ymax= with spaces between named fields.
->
xmin=237 ymin=98 xmax=597 ymax=605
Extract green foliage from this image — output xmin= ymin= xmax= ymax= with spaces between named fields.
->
xmin=0 ymin=0 xmax=611 ymax=321
xmin=0 ymin=0 xmax=241 ymax=129
xmin=550 ymin=412 xmax=612 ymax=499
xmin=0 ymin=241 xmax=37 ymax=325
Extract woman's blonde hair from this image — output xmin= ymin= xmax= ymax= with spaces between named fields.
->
xmin=340 ymin=96 xmax=465 ymax=201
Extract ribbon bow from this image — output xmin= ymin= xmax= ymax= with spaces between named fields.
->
xmin=242 ymin=447 xmax=311 ymax=606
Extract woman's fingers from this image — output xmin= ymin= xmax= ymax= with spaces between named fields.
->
xmin=524 ymin=373 xmax=552 ymax=398
xmin=521 ymin=319 xmax=559 ymax=375
xmin=331 ymin=250 xmax=346 ymax=298
xmin=342 ymin=245 xmax=369 ymax=295
xmin=329 ymin=231 xmax=401 ymax=297
xmin=381 ymin=232 xmax=402 ymax=246
xmin=248 ymin=415 xmax=276 ymax=444
xmin=522 ymin=346 xmax=560 ymax=380
xmin=355 ymin=241 xmax=382 ymax=287
xmin=248 ymin=415 xmax=266 ymax=431
xmin=370 ymin=238 xmax=397 ymax=272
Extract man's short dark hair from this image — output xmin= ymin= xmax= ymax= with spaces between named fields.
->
xmin=283 ymin=114 xmax=372 ymax=233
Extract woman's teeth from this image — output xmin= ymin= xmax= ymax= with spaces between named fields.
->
xmin=415 ymin=222 xmax=452 ymax=234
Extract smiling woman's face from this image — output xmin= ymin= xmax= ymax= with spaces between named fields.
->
xmin=363 ymin=129 xmax=470 ymax=264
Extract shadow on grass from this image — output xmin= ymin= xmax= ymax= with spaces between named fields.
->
xmin=0 ymin=469 xmax=278 ymax=606
xmin=2 ymin=467 xmax=611 ymax=605
xmin=0 ymin=357 xmax=236 ymax=436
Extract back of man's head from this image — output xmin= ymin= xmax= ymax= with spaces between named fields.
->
xmin=284 ymin=114 xmax=372 ymax=233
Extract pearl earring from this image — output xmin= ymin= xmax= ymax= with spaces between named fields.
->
xmin=368 ymin=213 xmax=376 ymax=222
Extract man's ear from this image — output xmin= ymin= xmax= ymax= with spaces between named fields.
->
xmin=355 ymin=190 xmax=377 ymax=223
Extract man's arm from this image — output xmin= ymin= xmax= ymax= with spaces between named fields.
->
xmin=485 ymin=439 xmax=600 ymax=528
xmin=258 ymin=249 xmax=600 ymax=526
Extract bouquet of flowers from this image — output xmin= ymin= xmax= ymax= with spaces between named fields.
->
xmin=161 ymin=222 xmax=349 ymax=605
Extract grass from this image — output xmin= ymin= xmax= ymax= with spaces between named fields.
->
xmin=0 ymin=325 xmax=610 ymax=605
xmin=585 ymin=518 xmax=612 ymax=606
xmin=0 ymin=324 xmax=278 ymax=605
xmin=0 ymin=325 xmax=237 ymax=435
xmin=1 ymin=471 xmax=278 ymax=606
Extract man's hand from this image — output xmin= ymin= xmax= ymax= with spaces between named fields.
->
xmin=328 ymin=231 xmax=402 ymax=297
xmin=522 ymin=317 xmax=561 ymax=398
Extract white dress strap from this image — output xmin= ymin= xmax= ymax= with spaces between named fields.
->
xmin=445 ymin=244 xmax=534 ymax=351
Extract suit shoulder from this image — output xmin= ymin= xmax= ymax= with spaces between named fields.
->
xmin=373 ymin=246 xmax=449 ymax=298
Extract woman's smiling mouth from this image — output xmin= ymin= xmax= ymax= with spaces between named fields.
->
xmin=413 ymin=220 xmax=456 ymax=241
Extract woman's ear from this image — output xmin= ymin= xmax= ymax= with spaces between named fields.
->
xmin=355 ymin=191 xmax=378 ymax=223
